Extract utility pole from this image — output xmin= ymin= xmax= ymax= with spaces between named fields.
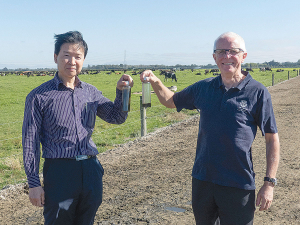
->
xmin=124 ymin=50 xmax=127 ymax=70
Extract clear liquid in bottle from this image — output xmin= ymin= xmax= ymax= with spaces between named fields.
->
xmin=142 ymin=77 xmax=151 ymax=107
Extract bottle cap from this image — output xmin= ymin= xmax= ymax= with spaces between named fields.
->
xmin=124 ymin=81 xmax=129 ymax=86
xmin=144 ymin=77 xmax=148 ymax=82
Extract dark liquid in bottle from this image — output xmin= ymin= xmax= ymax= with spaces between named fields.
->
xmin=122 ymin=87 xmax=131 ymax=112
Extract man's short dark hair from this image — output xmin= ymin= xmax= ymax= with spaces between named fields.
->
xmin=54 ymin=31 xmax=88 ymax=58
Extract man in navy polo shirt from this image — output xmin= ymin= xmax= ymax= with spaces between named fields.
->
xmin=140 ymin=32 xmax=280 ymax=225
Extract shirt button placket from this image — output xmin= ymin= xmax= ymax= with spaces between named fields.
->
xmin=73 ymin=91 xmax=81 ymax=136
xmin=220 ymin=94 xmax=227 ymax=111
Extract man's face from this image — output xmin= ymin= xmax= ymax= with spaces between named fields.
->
xmin=54 ymin=43 xmax=85 ymax=80
xmin=213 ymin=36 xmax=247 ymax=76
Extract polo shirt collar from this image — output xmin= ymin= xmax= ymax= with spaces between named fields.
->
xmin=53 ymin=72 xmax=83 ymax=89
xmin=214 ymin=75 xmax=223 ymax=89
xmin=235 ymin=72 xmax=252 ymax=90
xmin=214 ymin=72 xmax=252 ymax=90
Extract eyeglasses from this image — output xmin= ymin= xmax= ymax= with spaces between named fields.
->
xmin=214 ymin=48 xmax=244 ymax=56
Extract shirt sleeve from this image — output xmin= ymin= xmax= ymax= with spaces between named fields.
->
xmin=96 ymin=88 xmax=128 ymax=124
xmin=255 ymin=89 xmax=278 ymax=136
xmin=22 ymin=93 xmax=42 ymax=188
xmin=173 ymin=84 xmax=197 ymax=112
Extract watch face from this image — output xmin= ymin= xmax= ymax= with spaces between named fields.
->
xmin=271 ymin=178 xmax=277 ymax=185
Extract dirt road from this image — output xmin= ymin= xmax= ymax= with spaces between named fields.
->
xmin=1 ymin=76 xmax=299 ymax=225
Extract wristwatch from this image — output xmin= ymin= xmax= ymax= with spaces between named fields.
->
xmin=264 ymin=177 xmax=277 ymax=186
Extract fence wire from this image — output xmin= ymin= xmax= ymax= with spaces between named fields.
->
xmin=0 ymin=72 xmax=299 ymax=188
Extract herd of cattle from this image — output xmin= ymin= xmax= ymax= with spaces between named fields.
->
xmin=0 ymin=68 xmax=297 ymax=80
xmin=0 ymin=71 xmax=56 ymax=77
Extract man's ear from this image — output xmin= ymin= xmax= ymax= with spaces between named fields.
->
xmin=241 ymin=52 xmax=247 ymax=63
xmin=54 ymin=54 xmax=58 ymax=64
xmin=213 ymin=53 xmax=217 ymax=63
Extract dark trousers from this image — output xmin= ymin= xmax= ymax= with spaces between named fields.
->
xmin=43 ymin=156 xmax=104 ymax=225
xmin=192 ymin=178 xmax=255 ymax=225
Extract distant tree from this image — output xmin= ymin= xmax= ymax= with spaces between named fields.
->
xmin=267 ymin=60 xmax=280 ymax=67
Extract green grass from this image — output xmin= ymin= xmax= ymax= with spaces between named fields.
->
xmin=0 ymin=68 xmax=299 ymax=189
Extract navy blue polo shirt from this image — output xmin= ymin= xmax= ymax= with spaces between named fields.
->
xmin=173 ymin=73 xmax=277 ymax=190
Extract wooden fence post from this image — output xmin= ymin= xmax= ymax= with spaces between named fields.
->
xmin=140 ymin=96 xmax=147 ymax=136
xmin=288 ymin=71 xmax=290 ymax=80
xmin=272 ymin=73 xmax=275 ymax=86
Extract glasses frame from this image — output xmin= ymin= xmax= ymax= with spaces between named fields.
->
xmin=213 ymin=48 xmax=244 ymax=56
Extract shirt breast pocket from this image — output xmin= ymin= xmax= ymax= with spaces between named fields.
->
xmin=82 ymin=102 xmax=97 ymax=129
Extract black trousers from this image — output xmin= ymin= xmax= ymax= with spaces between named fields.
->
xmin=192 ymin=178 xmax=255 ymax=225
xmin=43 ymin=156 xmax=104 ymax=225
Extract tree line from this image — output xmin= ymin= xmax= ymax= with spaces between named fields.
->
xmin=1 ymin=60 xmax=300 ymax=72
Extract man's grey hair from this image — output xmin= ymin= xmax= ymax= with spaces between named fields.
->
xmin=213 ymin=32 xmax=247 ymax=53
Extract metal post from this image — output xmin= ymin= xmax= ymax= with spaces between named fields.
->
xmin=272 ymin=73 xmax=274 ymax=86
xmin=140 ymin=96 xmax=147 ymax=136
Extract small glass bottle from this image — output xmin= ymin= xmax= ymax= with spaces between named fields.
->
xmin=142 ymin=77 xmax=151 ymax=107
xmin=122 ymin=81 xmax=131 ymax=112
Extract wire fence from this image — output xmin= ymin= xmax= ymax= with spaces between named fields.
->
xmin=0 ymin=70 xmax=299 ymax=188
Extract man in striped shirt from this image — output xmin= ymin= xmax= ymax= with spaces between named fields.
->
xmin=22 ymin=31 xmax=133 ymax=224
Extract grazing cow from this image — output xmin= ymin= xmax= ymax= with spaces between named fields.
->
xmin=205 ymin=69 xmax=209 ymax=75
xmin=195 ymin=72 xmax=201 ymax=75
xmin=159 ymin=70 xmax=166 ymax=75
xmin=246 ymin=68 xmax=254 ymax=72
xmin=166 ymin=72 xmax=177 ymax=82
xmin=260 ymin=68 xmax=266 ymax=72
xmin=171 ymin=73 xmax=177 ymax=82
xmin=213 ymin=73 xmax=220 ymax=76
xmin=23 ymin=71 xmax=33 ymax=77
xmin=210 ymin=69 xmax=219 ymax=73
xmin=161 ymin=70 xmax=177 ymax=82
xmin=276 ymin=69 xmax=284 ymax=72
xmin=167 ymin=86 xmax=177 ymax=91
xmin=265 ymin=67 xmax=272 ymax=71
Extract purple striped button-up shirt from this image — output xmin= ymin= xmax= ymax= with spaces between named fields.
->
xmin=22 ymin=73 xmax=127 ymax=188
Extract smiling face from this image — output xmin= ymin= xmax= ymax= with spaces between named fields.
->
xmin=54 ymin=43 xmax=85 ymax=82
xmin=213 ymin=35 xmax=247 ymax=77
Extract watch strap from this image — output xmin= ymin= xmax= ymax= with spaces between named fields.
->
xmin=264 ymin=177 xmax=277 ymax=186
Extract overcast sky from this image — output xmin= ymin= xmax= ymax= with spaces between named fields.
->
xmin=1 ymin=0 xmax=300 ymax=69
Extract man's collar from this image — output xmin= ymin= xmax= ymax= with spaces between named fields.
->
xmin=235 ymin=72 xmax=252 ymax=90
xmin=53 ymin=72 xmax=83 ymax=89
xmin=53 ymin=72 xmax=63 ymax=89
xmin=214 ymin=72 xmax=252 ymax=90
xmin=214 ymin=75 xmax=223 ymax=88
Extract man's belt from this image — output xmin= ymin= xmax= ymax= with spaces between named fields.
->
xmin=68 ymin=155 xmax=95 ymax=161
